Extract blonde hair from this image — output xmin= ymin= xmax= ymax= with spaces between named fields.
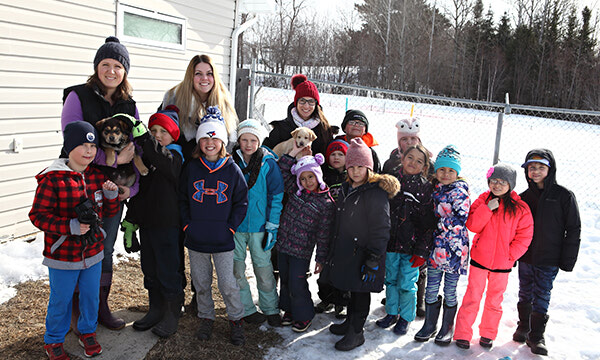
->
xmin=191 ymin=139 xmax=227 ymax=160
xmin=167 ymin=55 xmax=238 ymax=135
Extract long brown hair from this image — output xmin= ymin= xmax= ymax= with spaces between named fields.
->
xmin=167 ymin=55 xmax=238 ymax=136
xmin=402 ymin=144 xmax=431 ymax=176
xmin=86 ymin=72 xmax=132 ymax=102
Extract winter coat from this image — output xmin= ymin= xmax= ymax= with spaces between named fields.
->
xmin=233 ymin=147 xmax=284 ymax=232
xmin=467 ymin=190 xmax=534 ymax=271
xmin=335 ymin=133 xmax=381 ymax=173
xmin=179 ymin=156 xmax=248 ymax=253
xmin=263 ymin=102 xmax=333 ymax=156
xmin=428 ymin=179 xmax=471 ymax=275
xmin=29 ymin=159 xmax=119 ymax=270
xmin=126 ymin=134 xmax=183 ymax=228
xmin=518 ymin=149 xmax=581 ymax=271
xmin=388 ymin=170 xmax=436 ymax=258
xmin=321 ymin=164 xmax=346 ymax=202
xmin=276 ymin=155 xmax=335 ymax=263
xmin=62 ymin=83 xmax=141 ymax=197
xmin=323 ymin=174 xmax=400 ymax=293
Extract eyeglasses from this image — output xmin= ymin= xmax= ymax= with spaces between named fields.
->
xmin=297 ymin=98 xmax=316 ymax=106
xmin=489 ymin=178 xmax=508 ymax=186
xmin=347 ymin=120 xmax=366 ymax=127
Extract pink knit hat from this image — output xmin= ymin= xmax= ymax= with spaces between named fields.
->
xmin=345 ymin=138 xmax=373 ymax=170
xmin=396 ymin=117 xmax=421 ymax=141
xmin=291 ymin=153 xmax=327 ymax=195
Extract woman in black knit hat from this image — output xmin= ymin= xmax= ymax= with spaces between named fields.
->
xmin=61 ymin=36 xmax=140 ymax=333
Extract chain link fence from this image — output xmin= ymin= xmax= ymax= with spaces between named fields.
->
xmin=249 ymin=70 xmax=600 ymax=213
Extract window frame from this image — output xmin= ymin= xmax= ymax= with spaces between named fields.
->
xmin=116 ymin=3 xmax=187 ymax=51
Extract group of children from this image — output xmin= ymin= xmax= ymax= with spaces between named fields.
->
xmin=31 ymin=104 xmax=581 ymax=359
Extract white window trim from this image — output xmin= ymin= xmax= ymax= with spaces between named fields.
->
xmin=117 ymin=3 xmax=186 ymax=51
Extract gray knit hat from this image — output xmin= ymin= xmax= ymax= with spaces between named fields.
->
xmin=94 ymin=36 xmax=130 ymax=73
xmin=486 ymin=163 xmax=517 ymax=190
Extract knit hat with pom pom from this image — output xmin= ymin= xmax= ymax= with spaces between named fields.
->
xmin=291 ymin=153 xmax=327 ymax=195
xmin=94 ymin=36 xmax=130 ymax=73
xmin=292 ymin=74 xmax=320 ymax=106
xmin=195 ymin=106 xmax=228 ymax=146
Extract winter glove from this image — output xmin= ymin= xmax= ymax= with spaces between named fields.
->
xmin=112 ymin=113 xmax=148 ymax=138
xmin=361 ymin=253 xmax=380 ymax=282
xmin=262 ymin=221 xmax=279 ymax=251
xmin=74 ymin=199 xmax=101 ymax=246
xmin=410 ymin=255 xmax=426 ymax=268
xmin=121 ymin=219 xmax=140 ymax=253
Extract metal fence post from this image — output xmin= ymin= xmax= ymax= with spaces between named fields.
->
xmin=249 ymin=58 xmax=257 ymax=119
xmin=493 ymin=93 xmax=511 ymax=165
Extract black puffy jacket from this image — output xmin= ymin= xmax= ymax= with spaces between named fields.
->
xmin=518 ymin=149 xmax=581 ymax=271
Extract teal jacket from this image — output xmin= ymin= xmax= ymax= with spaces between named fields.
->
xmin=234 ymin=147 xmax=284 ymax=232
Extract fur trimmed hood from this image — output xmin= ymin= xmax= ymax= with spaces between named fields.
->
xmin=370 ymin=173 xmax=401 ymax=198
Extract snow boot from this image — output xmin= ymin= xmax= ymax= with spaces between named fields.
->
xmin=434 ymin=301 xmax=457 ymax=345
xmin=70 ymin=292 xmax=80 ymax=336
xmin=229 ymin=320 xmax=245 ymax=346
xmin=243 ymin=311 xmax=267 ymax=324
xmin=375 ymin=314 xmax=398 ymax=328
xmin=98 ymin=272 xmax=125 ymax=330
xmin=512 ymin=301 xmax=532 ymax=342
xmin=527 ymin=312 xmax=549 ymax=356
xmin=329 ymin=317 xmax=351 ymax=335
xmin=314 ymin=301 xmax=333 ymax=313
xmin=479 ymin=336 xmax=493 ymax=348
xmin=152 ymin=295 xmax=183 ymax=338
xmin=334 ymin=329 xmax=365 ymax=351
xmin=195 ymin=318 xmax=214 ymax=340
xmin=133 ymin=289 xmax=164 ymax=331
xmin=414 ymin=295 xmax=442 ymax=342
xmin=393 ymin=316 xmax=410 ymax=335
xmin=416 ymin=269 xmax=427 ymax=317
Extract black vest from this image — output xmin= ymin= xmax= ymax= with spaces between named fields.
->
xmin=63 ymin=84 xmax=136 ymax=126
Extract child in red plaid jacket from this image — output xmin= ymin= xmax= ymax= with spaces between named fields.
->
xmin=29 ymin=121 xmax=119 ymax=359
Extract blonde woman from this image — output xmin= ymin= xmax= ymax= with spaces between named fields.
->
xmin=161 ymin=54 xmax=239 ymax=156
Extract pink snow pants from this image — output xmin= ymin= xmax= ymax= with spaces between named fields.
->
xmin=454 ymin=265 xmax=510 ymax=342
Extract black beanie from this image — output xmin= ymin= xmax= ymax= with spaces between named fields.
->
xmin=63 ymin=121 xmax=98 ymax=155
xmin=341 ymin=109 xmax=369 ymax=132
xmin=93 ymin=36 xmax=130 ymax=73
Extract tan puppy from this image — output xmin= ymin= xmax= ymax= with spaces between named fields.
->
xmin=272 ymin=127 xmax=317 ymax=159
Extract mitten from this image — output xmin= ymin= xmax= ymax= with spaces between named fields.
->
xmin=361 ymin=253 xmax=380 ymax=282
xmin=131 ymin=120 xmax=148 ymax=138
xmin=121 ymin=219 xmax=140 ymax=253
xmin=262 ymin=221 xmax=279 ymax=251
xmin=410 ymin=255 xmax=426 ymax=268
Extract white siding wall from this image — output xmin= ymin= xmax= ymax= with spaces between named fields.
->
xmin=0 ymin=0 xmax=237 ymax=239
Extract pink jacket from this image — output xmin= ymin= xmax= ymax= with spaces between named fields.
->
xmin=466 ymin=190 xmax=533 ymax=271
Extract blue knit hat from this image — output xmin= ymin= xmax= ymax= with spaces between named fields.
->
xmin=63 ymin=121 xmax=98 ymax=154
xmin=434 ymin=145 xmax=462 ymax=175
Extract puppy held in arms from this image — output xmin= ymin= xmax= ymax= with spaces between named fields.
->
xmin=272 ymin=127 xmax=317 ymax=159
xmin=95 ymin=115 xmax=149 ymax=193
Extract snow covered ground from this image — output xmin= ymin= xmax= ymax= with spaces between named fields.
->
xmin=2 ymin=88 xmax=599 ymax=359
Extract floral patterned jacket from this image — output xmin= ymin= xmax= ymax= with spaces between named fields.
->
xmin=428 ymin=179 xmax=471 ymax=275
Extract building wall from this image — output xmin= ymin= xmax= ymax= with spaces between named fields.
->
xmin=0 ymin=0 xmax=237 ymax=239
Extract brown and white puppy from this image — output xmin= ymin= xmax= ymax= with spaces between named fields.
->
xmin=272 ymin=127 xmax=317 ymax=159
xmin=95 ymin=116 xmax=149 ymax=192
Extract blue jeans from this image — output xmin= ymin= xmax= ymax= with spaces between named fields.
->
xmin=278 ymin=252 xmax=314 ymax=322
xmin=518 ymin=262 xmax=559 ymax=314
xmin=425 ymin=267 xmax=460 ymax=307
xmin=45 ymin=262 xmax=102 ymax=344
xmin=101 ymin=204 xmax=123 ymax=273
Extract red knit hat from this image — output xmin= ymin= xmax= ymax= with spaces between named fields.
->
xmin=345 ymin=138 xmax=373 ymax=171
xmin=325 ymin=139 xmax=349 ymax=165
xmin=292 ymin=74 xmax=320 ymax=106
xmin=149 ymin=105 xmax=180 ymax=141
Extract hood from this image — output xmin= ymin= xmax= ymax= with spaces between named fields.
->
xmin=370 ymin=173 xmax=401 ymax=198
xmin=35 ymin=159 xmax=76 ymax=183
xmin=523 ymin=148 xmax=556 ymax=191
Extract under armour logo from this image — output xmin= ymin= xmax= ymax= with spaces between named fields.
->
xmin=192 ymin=180 xmax=228 ymax=204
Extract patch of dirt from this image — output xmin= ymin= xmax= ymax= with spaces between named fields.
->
xmin=0 ymin=253 xmax=282 ymax=359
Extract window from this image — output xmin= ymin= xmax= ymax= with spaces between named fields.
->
xmin=117 ymin=3 xmax=186 ymax=51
